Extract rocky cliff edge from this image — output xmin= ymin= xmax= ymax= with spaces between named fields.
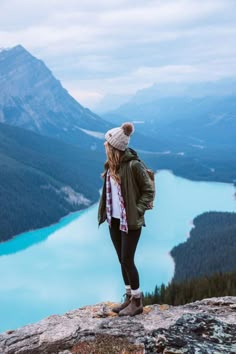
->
xmin=0 ymin=296 xmax=235 ymax=354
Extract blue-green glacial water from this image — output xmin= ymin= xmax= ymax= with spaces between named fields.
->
xmin=0 ymin=170 xmax=235 ymax=332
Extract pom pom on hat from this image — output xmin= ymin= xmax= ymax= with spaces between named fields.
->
xmin=105 ymin=121 xmax=135 ymax=151
xmin=121 ymin=122 xmax=134 ymax=136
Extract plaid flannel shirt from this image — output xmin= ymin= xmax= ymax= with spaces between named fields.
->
xmin=106 ymin=170 xmax=128 ymax=233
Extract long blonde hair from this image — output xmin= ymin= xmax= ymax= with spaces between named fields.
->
xmin=102 ymin=142 xmax=124 ymax=184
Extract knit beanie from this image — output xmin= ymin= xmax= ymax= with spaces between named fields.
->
xmin=105 ymin=122 xmax=135 ymax=151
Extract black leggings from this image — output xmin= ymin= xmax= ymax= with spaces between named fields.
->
xmin=109 ymin=217 xmax=142 ymax=290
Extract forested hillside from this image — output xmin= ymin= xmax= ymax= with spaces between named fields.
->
xmin=170 ymin=211 xmax=236 ymax=282
xmin=143 ymin=211 xmax=236 ymax=305
xmin=144 ymin=269 xmax=236 ymax=306
xmin=141 ymin=147 xmax=236 ymax=186
xmin=0 ymin=122 xmax=104 ymax=242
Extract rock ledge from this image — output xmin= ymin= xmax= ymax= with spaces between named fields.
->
xmin=0 ymin=296 xmax=235 ymax=353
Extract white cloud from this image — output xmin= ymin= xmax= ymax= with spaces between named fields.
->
xmin=64 ymin=57 xmax=236 ymax=109
xmin=100 ymin=0 xmax=226 ymax=28
xmin=0 ymin=0 xmax=235 ymax=109
xmin=68 ymin=88 xmax=103 ymax=108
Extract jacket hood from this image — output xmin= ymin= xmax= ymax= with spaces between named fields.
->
xmin=121 ymin=147 xmax=140 ymax=163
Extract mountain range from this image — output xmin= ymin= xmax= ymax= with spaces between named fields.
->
xmin=0 ymin=45 xmax=112 ymax=150
xmin=102 ymin=85 xmax=236 ymax=148
xmin=0 ymin=45 xmax=235 ymax=241
xmin=101 ymin=79 xmax=236 ymax=184
xmin=97 ymin=78 xmax=236 ymax=113
xmin=0 ymin=45 xmax=160 ymax=152
xmin=0 ymin=45 xmax=113 ymax=241
xmin=0 ymin=45 xmax=160 ymax=242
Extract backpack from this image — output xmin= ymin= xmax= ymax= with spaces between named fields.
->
xmin=130 ymin=160 xmax=156 ymax=209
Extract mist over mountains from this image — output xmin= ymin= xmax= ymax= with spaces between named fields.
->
xmin=101 ymin=78 xmax=236 ymax=186
xmin=97 ymin=79 xmax=236 ymax=113
xmin=0 ymin=45 xmax=112 ymax=150
xmin=0 ymin=44 xmax=235 ymax=242
xmin=102 ymin=79 xmax=236 ymax=151
xmin=0 ymin=45 xmax=157 ymax=241
xmin=0 ymin=45 xmax=161 ymax=152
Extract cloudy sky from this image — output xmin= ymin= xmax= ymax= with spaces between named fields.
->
xmin=0 ymin=0 xmax=236 ymax=110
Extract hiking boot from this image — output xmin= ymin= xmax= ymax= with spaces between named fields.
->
xmin=118 ymin=293 xmax=143 ymax=316
xmin=111 ymin=293 xmax=131 ymax=313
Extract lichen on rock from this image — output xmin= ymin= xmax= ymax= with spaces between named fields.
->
xmin=0 ymin=296 xmax=235 ymax=354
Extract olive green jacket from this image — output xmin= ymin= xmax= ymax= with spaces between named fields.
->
xmin=98 ymin=148 xmax=155 ymax=230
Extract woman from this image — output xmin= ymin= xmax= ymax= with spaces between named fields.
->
xmin=98 ymin=122 xmax=154 ymax=316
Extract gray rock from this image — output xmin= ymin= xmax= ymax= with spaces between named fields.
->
xmin=0 ymin=297 xmax=235 ymax=354
xmin=0 ymin=45 xmax=111 ymax=148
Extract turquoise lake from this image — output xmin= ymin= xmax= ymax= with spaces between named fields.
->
xmin=0 ymin=170 xmax=235 ymax=333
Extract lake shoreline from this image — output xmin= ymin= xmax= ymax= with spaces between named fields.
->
xmin=0 ymin=170 xmax=235 ymax=333
xmin=1 ymin=169 xmax=235 ymax=245
xmin=170 ymin=211 xmax=236 ymax=282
